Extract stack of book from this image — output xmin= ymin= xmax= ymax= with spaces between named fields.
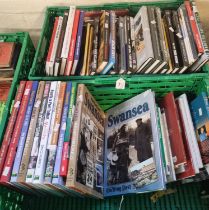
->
xmin=44 ymin=1 xmax=209 ymax=76
xmin=0 ymin=80 xmax=209 ymax=198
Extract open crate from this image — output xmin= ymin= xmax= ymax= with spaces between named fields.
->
xmin=0 ymin=78 xmax=209 ymax=209
xmin=0 ymin=33 xmax=35 ymax=146
xmin=28 ymin=0 xmax=209 ymax=83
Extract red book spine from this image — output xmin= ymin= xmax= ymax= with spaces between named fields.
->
xmin=161 ymin=92 xmax=187 ymax=168
xmin=46 ymin=17 xmax=59 ymax=62
xmin=0 ymin=81 xmax=33 ymax=182
xmin=184 ymin=1 xmax=204 ymax=54
xmin=65 ymin=10 xmax=80 ymax=76
xmin=176 ymin=99 xmax=195 ymax=179
xmin=60 ymin=142 xmax=68 ymax=176
xmin=0 ymin=81 xmax=26 ymax=176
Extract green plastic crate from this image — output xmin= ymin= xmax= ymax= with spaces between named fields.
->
xmin=29 ymin=0 xmax=209 ymax=82
xmin=0 ymin=32 xmax=35 ymax=146
xmin=1 ymin=77 xmax=209 ymax=210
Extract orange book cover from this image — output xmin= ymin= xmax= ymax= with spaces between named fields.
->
xmin=0 ymin=42 xmax=15 ymax=68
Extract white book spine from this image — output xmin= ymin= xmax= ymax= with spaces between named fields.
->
xmin=49 ymin=17 xmax=63 ymax=76
xmin=61 ymin=6 xmax=76 ymax=59
xmin=33 ymin=81 xmax=58 ymax=184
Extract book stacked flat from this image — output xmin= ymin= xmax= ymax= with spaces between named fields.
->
xmin=44 ymin=2 xmax=209 ymax=76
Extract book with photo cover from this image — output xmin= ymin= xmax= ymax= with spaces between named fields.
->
xmin=190 ymin=92 xmax=209 ymax=164
xmin=66 ymin=84 xmax=105 ymax=198
xmin=104 ymin=90 xmax=165 ymax=196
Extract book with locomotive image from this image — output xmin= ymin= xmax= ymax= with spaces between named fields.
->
xmin=104 ymin=90 xmax=165 ymax=196
xmin=66 ymin=84 xmax=105 ymax=198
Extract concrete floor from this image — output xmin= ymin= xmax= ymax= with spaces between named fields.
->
xmin=196 ymin=1 xmax=209 ymax=46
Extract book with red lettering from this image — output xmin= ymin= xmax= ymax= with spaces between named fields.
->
xmin=175 ymin=98 xmax=196 ymax=179
xmin=45 ymin=17 xmax=59 ymax=76
xmin=184 ymin=1 xmax=204 ymax=55
xmin=65 ymin=10 xmax=80 ymax=76
xmin=161 ymin=92 xmax=187 ymax=169
xmin=0 ymin=81 xmax=33 ymax=182
xmin=0 ymin=81 xmax=26 ymax=176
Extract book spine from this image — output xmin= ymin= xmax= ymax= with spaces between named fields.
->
xmin=104 ymin=11 xmax=110 ymax=63
xmin=55 ymin=11 xmax=69 ymax=76
xmin=192 ymin=3 xmax=209 ymax=53
xmin=33 ymin=81 xmax=58 ymax=184
xmin=60 ymin=83 xmax=77 ymax=177
xmin=11 ymin=81 xmax=39 ymax=182
xmin=126 ymin=16 xmax=133 ymax=74
xmin=45 ymin=17 xmax=59 ymax=76
xmin=80 ymin=23 xmax=91 ymax=76
xmin=185 ymin=1 xmax=204 ymax=54
xmin=119 ymin=16 xmax=126 ymax=74
xmin=180 ymin=5 xmax=198 ymax=62
xmin=17 ymin=81 xmax=45 ymax=183
xmin=64 ymin=10 xmax=80 ymax=76
xmin=130 ymin=17 xmax=137 ymax=72
xmin=26 ymin=82 xmax=50 ymax=183
xmin=44 ymin=82 xmax=66 ymax=183
xmin=89 ymin=17 xmax=99 ymax=75
xmin=1 ymin=81 xmax=33 ymax=182
xmin=114 ymin=18 xmax=121 ymax=74
xmin=49 ymin=17 xmax=63 ymax=76
xmin=101 ymin=11 xmax=116 ymax=75
xmin=66 ymin=84 xmax=84 ymax=186
xmin=52 ymin=82 xmax=72 ymax=185
xmin=61 ymin=6 xmax=76 ymax=60
xmin=0 ymin=81 xmax=26 ymax=176
xmin=71 ymin=11 xmax=85 ymax=75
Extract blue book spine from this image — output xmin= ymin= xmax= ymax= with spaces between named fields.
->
xmin=11 ymin=81 xmax=39 ymax=182
xmin=71 ymin=11 xmax=85 ymax=74
xmin=52 ymin=82 xmax=72 ymax=185
xmin=101 ymin=11 xmax=116 ymax=75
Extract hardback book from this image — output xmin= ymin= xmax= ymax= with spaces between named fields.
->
xmin=190 ymin=92 xmax=209 ymax=164
xmin=25 ymin=82 xmax=50 ymax=183
xmin=184 ymin=1 xmax=204 ymax=55
xmin=97 ymin=11 xmax=109 ymax=74
xmin=17 ymin=81 xmax=45 ymax=183
xmin=134 ymin=6 xmax=155 ymax=73
xmin=33 ymin=81 xmax=58 ymax=184
xmin=163 ymin=10 xmax=180 ymax=73
xmin=101 ymin=11 xmax=116 ymax=75
xmin=80 ymin=23 xmax=91 ymax=76
xmin=89 ymin=17 xmax=99 ymax=75
xmin=10 ymin=81 xmax=39 ymax=182
xmin=188 ymin=2 xmax=209 ymax=72
xmin=64 ymin=10 xmax=80 ymax=76
xmin=119 ymin=16 xmax=126 ymax=74
xmin=71 ymin=11 xmax=85 ymax=75
xmin=177 ymin=94 xmax=203 ymax=171
xmin=0 ymin=81 xmax=26 ymax=176
xmin=130 ymin=17 xmax=137 ymax=72
xmin=0 ymin=42 xmax=15 ymax=68
xmin=1 ymin=81 xmax=33 ymax=182
xmin=153 ymin=7 xmax=170 ymax=74
xmin=44 ymin=82 xmax=66 ymax=183
xmin=66 ymin=84 xmax=105 ymax=199
xmin=60 ymin=83 xmax=77 ymax=177
xmin=171 ymin=11 xmax=189 ymax=73
xmin=104 ymin=90 xmax=165 ymax=196
xmin=60 ymin=6 xmax=76 ymax=76
xmin=145 ymin=7 xmax=162 ymax=74
xmin=54 ymin=11 xmax=69 ymax=76
xmin=161 ymin=92 xmax=187 ymax=170
xmin=86 ymin=25 xmax=94 ymax=76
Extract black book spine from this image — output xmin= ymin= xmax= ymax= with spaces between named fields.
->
xmin=126 ymin=16 xmax=133 ymax=74
xmin=172 ymin=11 xmax=189 ymax=68
xmin=164 ymin=10 xmax=180 ymax=70
xmin=181 ymin=5 xmax=198 ymax=61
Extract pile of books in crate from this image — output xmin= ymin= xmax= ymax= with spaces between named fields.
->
xmin=45 ymin=1 xmax=209 ymax=77
xmin=0 ymin=80 xmax=209 ymax=198
xmin=0 ymin=42 xmax=22 ymax=123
